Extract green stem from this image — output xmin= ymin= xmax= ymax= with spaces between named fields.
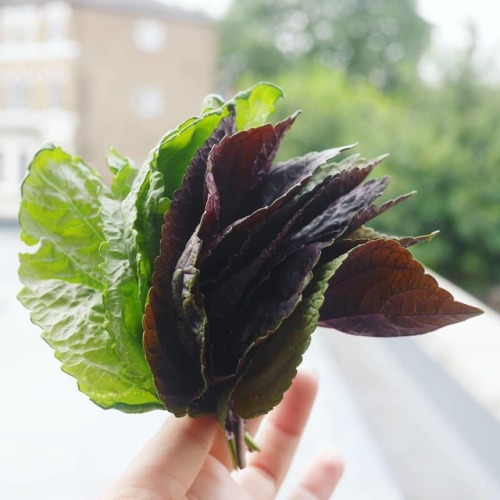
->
xmin=244 ymin=432 xmax=261 ymax=453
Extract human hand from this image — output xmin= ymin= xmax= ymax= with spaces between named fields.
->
xmin=98 ymin=370 xmax=344 ymax=499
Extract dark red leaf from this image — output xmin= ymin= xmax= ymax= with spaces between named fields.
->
xmin=318 ymin=227 xmax=439 ymax=266
xmin=154 ymin=115 xmax=234 ymax=287
xmin=229 ymin=244 xmax=323 ymax=362
xmin=279 ymin=156 xmax=386 ymax=251
xmin=207 ymin=115 xmax=296 ymax=227
xmin=319 ymin=239 xmax=483 ymax=336
xmin=342 ymin=191 xmax=416 ymax=237
xmin=198 ymin=168 xmax=310 ymax=283
xmin=251 ymin=146 xmax=353 ymax=209
xmin=143 ymin=283 xmax=206 ymax=415
xmin=142 ymin=118 xmax=235 ymax=415
xmin=287 ymin=176 xmax=390 ymax=248
xmin=201 ymin=159 xmax=384 ymax=299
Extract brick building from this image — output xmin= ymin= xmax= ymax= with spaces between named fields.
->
xmin=0 ymin=0 xmax=217 ymax=218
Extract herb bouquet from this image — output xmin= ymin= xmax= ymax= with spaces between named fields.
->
xmin=18 ymin=83 xmax=482 ymax=468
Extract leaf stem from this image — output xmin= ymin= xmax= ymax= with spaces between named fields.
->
xmin=225 ymin=404 xmax=248 ymax=469
xmin=244 ymin=432 xmax=261 ymax=452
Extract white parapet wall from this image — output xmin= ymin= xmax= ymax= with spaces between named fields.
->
xmin=415 ymin=272 xmax=500 ymax=423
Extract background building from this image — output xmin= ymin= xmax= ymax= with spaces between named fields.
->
xmin=0 ymin=0 xmax=217 ymax=218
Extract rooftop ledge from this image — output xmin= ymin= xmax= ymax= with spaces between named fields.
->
xmin=410 ymin=272 xmax=500 ymax=423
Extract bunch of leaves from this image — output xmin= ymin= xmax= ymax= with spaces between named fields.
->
xmin=18 ymin=83 xmax=482 ymax=468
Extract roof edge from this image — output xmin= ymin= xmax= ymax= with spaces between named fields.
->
xmin=0 ymin=0 xmax=215 ymax=26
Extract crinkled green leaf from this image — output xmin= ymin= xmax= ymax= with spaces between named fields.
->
xmin=19 ymin=147 xmax=104 ymax=289
xmin=19 ymin=147 xmax=161 ymax=411
xmin=131 ymin=168 xmax=170 ymax=309
xmin=232 ymin=82 xmax=284 ymax=130
xmin=99 ymin=193 xmax=159 ymax=396
xmin=106 ymin=147 xmax=138 ymax=201
xmin=18 ymin=280 xmax=159 ymax=412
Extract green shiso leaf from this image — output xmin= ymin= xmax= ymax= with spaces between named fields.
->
xmin=18 ymin=147 xmax=161 ymax=411
xmin=232 ymin=81 xmax=284 ymax=130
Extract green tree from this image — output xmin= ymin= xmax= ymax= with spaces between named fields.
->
xmin=219 ymin=0 xmax=430 ymax=89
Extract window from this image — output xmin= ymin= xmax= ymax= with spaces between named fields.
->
xmin=5 ymin=78 xmax=32 ymax=109
xmin=0 ymin=6 xmax=38 ymax=43
xmin=132 ymin=86 xmax=165 ymax=118
xmin=133 ymin=19 xmax=167 ymax=53
xmin=44 ymin=2 xmax=71 ymax=42
xmin=48 ymin=76 xmax=64 ymax=108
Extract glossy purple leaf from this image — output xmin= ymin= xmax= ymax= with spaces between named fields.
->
xmin=143 ymin=118 xmax=235 ymax=415
xmin=207 ymin=115 xmax=296 ymax=227
xmin=153 ymin=115 xmax=234 ymax=289
xmin=251 ymin=145 xmax=354 ymax=209
xmin=319 ymin=239 xmax=483 ymax=336
xmin=219 ymin=242 xmax=324 ymax=376
xmin=232 ymin=253 xmax=340 ymax=419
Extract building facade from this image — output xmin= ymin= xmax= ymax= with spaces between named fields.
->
xmin=0 ymin=0 xmax=217 ymax=218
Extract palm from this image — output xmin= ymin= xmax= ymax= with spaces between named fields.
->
xmin=99 ymin=371 xmax=343 ymax=500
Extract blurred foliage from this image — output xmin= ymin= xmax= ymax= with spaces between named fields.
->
xmin=219 ymin=0 xmax=430 ymax=89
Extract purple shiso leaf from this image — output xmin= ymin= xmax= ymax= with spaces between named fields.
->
xmin=206 ymin=114 xmax=297 ymax=228
xmin=202 ymin=158 xmax=381 ymax=291
xmin=286 ymin=176 xmax=390 ymax=248
xmin=199 ymin=158 xmax=394 ymax=371
xmin=143 ymin=118 xmax=235 ymax=416
xmin=318 ymin=239 xmax=483 ymax=336
xmin=317 ymin=226 xmax=439 ymax=266
xmin=250 ymin=145 xmax=355 ymax=209
xmin=341 ymin=191 xmax=417 ymax=237
xmin=218 ymin=242 xmax=325 ymax=376
xmin=152 ymin=114 xmax=235 ymax=288
xmin=231 ymin=252 xmax=341 ymax=419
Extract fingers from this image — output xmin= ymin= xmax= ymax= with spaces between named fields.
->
xmin=187 ymin=455 xmax=246 ymax=500
xmin=289 ymin=450 xmax=344 ymax=500
xmin=236 ymin=370 xmax=319 ymax=499
xmin=100 ymin=414 xmax=218 ymax=500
